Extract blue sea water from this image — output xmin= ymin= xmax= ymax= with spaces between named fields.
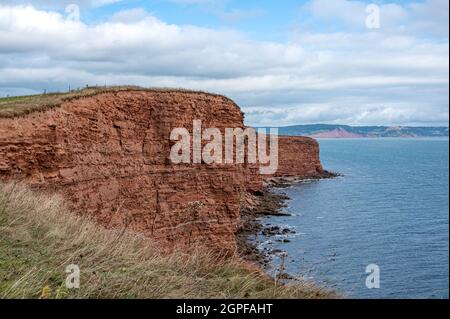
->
xmin=259 ymin=138 xmax=449 ymax=299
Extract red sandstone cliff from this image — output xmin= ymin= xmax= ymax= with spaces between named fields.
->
xmin=0 ymin=89 xmax=326 ymax=255
xmin=275 ymin=136 xmax=327 ymax=178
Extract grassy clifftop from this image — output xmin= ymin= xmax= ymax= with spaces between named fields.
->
xmin=0 ymin=86 xmax=230 ymax=118
xmin=0 ymin=183 xmax=335 ymax=299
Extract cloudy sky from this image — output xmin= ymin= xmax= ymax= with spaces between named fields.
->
xmin=0 ymin=0 xmax=448 ymax=126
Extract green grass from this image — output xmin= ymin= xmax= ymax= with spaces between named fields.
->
xmin=0 ymin=86 xmax=230 ymax=118
xmin=0 ymin=182 xmax=336 ymax=299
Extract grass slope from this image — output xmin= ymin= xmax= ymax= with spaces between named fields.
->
xmin=0 ymin=183 xmax=335 ymax=299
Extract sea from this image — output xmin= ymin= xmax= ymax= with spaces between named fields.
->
xmin=258 ymin=138 xmax=449 ymax=299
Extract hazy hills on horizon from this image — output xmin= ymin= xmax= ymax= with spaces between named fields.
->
xmin=275 ymin=124 xmax=449 ymax=138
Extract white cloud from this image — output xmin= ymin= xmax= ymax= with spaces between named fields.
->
xmin=0 ymin=2 xmax=448 ymax=126
xmin=0 ymin=0 xmax=123 ymax=9
xmin=298 ymin=0 xmax=448 ymax=37
xmin=407 ymin=0 xmax=449 ymax=37
xmin=109 ymin=8 xmax=149 ymax=23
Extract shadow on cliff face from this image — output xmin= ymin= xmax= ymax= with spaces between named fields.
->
xmin=0 ymin=182 xmax=337 ymax=299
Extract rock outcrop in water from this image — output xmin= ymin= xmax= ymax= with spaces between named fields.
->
xmin=274 ymin=136 xmax=329 ymax=178
xmin=0 ymin=89 xmax=327 ymax=255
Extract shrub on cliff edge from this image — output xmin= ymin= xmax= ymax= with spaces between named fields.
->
xmin=0 ymin=182 xmax=335 ymax=299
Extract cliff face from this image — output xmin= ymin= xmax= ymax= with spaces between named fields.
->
xmin=0 ymin=90 xmax=324 ymax=255
xmin=275 ymin=136 xmax=326 ymax=178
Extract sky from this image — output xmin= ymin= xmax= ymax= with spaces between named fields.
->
xmin=0 ymin=0 xmax=448 ymax=127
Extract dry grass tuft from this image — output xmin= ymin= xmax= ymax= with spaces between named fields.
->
xmin=0 ymin=182 xmax=336 ymax=299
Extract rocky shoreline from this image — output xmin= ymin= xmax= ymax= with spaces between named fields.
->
xmin=237 ymin=171 xmax=338 ymax=269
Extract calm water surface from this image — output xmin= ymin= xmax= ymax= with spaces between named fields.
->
xmin=259 ymin=138 xmax=449 ymax=298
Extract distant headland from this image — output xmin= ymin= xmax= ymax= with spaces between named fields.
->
xmin=276 ymin=124 xmax=449 ymax=138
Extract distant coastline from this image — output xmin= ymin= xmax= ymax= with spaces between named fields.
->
xmin=275 ymin=124 xmax=449 ymax=139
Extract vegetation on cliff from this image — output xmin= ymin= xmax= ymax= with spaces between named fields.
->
xmin=0 ymin=86 xmax=235 ymax=118
xmin=0 ymin=183 xmax=335 ymax=299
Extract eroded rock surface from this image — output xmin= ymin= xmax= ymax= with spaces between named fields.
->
xmin=0 ymin=90 xmax=327 ymax=255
